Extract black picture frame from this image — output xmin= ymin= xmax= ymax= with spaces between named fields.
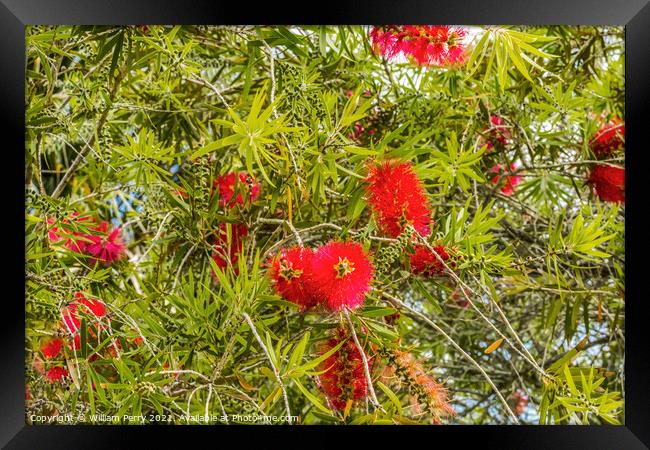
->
xmin=3 ymin=1 xmax=649 ymax=448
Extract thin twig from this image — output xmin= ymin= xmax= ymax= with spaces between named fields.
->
xmin=408 ymin=226 xmax=548 ymax=379
xmin=382 ymin=292 xmax=520 ymax=424
xmin=130 ymin=211 xmax=173 ymax=264
xmin=242 ymin=312 xmax=293 ymax=422
xmin=343 ymin=308 xmax=384 ymax=412
xmin=173 ymin=243 xmax=198 ymax=290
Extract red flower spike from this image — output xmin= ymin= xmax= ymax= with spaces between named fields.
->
xmin=590 ymin=118 xmax=625 ymax=159
xmin=370 ymin=25 xmax=468 ymax=67
xmin=366 ymin=160 xmax=433 ymax=238
xmin=268 ymin=246 xmax=321 ymax=310
xmin=511 ymin=389 xmax=530 ymax=416
xmin=587 ymin=164 xmax=625 ymax=203
xmin=45 ymin=366 xmax=69 ymax=383
xmin=490 ymin=163 xmax=522 ymax=196
xmin=61 ymin=292 xmax=107 ymax=341
xmin=32 ymin=357 xmax=45 ymax=375
xmin=308 ymin=241 xmax=373 ymax=311
xmin=450 ymin=288 xmax=469 ymax=308
xmin=214 ymin=172 xmax=260 ymax=208
xmin=394 ymin=350 xmax=455 ymax=422
xmin=211 ymin=223 xmax=249 ymax=277
xmin=83 ymin=222 xmax=126 ymax=265
xmin=61 ymin=303 xmax=81 ymax=335
xmin=317 ymin=332 xmax=371 ymax=411
xmin=485 ymin=115 xmax=511 ymax=149
xmin=106 ymin=339 xmax=122 ymax=359
xmin=69 ymin=334 xmax=81 ymax=351
xmin=47 ymin=212 xmax=94 ymax=253
xmin=41 ymin=338 xmax=63 ymax=359
xmin=74 ymin=291 xmax=107 ymax=318
xmin=409 ymin=245 xmax=450 ymax=277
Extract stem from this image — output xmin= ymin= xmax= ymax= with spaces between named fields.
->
xmin=51 ymin=62 xmax=126 ymax=199
xmin=343 ymin=308 xmax=384 ymax=412
xmin=383 ymin=292 xmax=520 ymax=424
xmin=130 ymin=211 xmax=173 ymax=264
xmin=242 ymin=312 xmax=293 ymax=423
xmin=409 ymin=226 xmax=548 ymax=379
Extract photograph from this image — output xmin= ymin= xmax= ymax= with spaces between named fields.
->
xmin=24 ymin=24 xmax=626 ymax=426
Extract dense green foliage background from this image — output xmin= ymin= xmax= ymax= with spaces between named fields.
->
xmin=25 ymin=25 xmax=624 ymax=425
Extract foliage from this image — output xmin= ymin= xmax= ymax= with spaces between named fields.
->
xmin=25 ymin=25 xmax=624 ymax=425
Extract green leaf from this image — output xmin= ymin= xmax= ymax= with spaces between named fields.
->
xmin=293 ymin=378 xmax=332 ymax=414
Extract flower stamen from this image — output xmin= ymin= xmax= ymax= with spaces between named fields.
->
xmin=334 ymin=257 xmax=356 ymax=279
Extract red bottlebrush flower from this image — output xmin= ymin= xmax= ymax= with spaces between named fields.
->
xmin=317 ymin=332 xmax=371 ymax=411
xmin=45 ymin=366 xmax=69 ymax=383
xmin=268 ymin=246 xmax=320 ymax=310
xmin=83 ymin=221 xmax=126 ymax=265
xmin=47 ymin=212 xmax=95 ymax=253
xmin=366 ymin=160 xmax=432 ymax=238
xmin=32 ymin=357 xmax=45 ymax=375
xmin=490 ymin=163 xmax=522 ymax=196
xmin=41 ymin=338 xmax=63 ymax=359
xmin=61 ymin=292 xmax=106 ymax=339
xmin=213 ymin=172 xmax=261 ymax=208
xmin=47 ymin=217 xmax=60 ymax=242
xmin=450 ymin=288 xmax=469 ymax=308
xmin=370 ymin=25 xmax=468 ymax=67
xmin=61 ymin=303 xmax=81 ymax=334
xmin=308 ymin=241 xmax=374 ymax=311
xmin=349 ymin=122 xmax=365 ymax=141
xmin=393 ymin=350 xmax=455 ymax=422
xmin=105 ymin=339 xmax=122 ymax=359
xmin=409 ymin=244 xmax=450 ymax=277
xmin=74 ymin=291 xmax=107 ymax=318
xmin=590 ymin=118 xmax=624 ymax=159
xmin=69 ymin=334 xmax=81 ymax=351
xmin=510 ymin=389 xmax=530 ymax=416
xmin=211 ymin=223 xmax=249 ymax=276
xmin=133 ymin=336 xmax=144 ymax=347
xmin=484 ymin=115 xmax=511 ymax=150
xmin=587 ymin=164 xmax=625 ymax=203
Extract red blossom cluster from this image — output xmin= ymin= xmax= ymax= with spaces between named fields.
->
xmin=510 ymin=389 xmax=529 ymax=416
xmin=589 ymin=117 xmax=624 ymax=159
xmin=209 ymin=171 xmax=260 ymax=278
xmin=365 ymin=160 xmax=432 ymax=238
xmin=213 ymin=171 xmax=261 ymax=207
xmin=211 ymin=223 xmax=249 ymax=276
xmin=482 ymin=115 xmax=512 ymax=152
xmin=369 ymin=26 xmax=468 ymax=67
xmin=393 ymin=350 xmax=455 ymax=423
xmin=586 ymin=117 xmax=625 ymax=204
xmin=409 ymin=244 xmax=452 ymax=277
xmin=348 ymin=122 xmax=378 ymax=143
xmin=587 ymin=164 xmax=625 ymax=204
xmin=269 ymin=241 xmax=374 ymax=312
xmin=490 ymin=163 xmax=522 ymax=196
xmin=317 ymin=330 xmax=371 ymax=410
xmin=36 ymin=292 xmax=143 ymax=385
xmin=47 ymin=213 xmax=126 ymax=265
xmin=268 ymin=246 xmax=319 ymax=309
xmin=365 ymin=159 xmax=456 ymax=279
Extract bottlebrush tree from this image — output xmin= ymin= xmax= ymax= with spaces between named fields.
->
xmin=25 ymin=25 xmax=625 ymax=425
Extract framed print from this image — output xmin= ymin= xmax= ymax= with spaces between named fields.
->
xmin=3 ymin=0 xmax=650 ymax=448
